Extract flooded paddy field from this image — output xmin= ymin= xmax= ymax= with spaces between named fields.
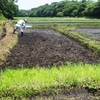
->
xmin=75 ymin=28 xmax=100 ymax=41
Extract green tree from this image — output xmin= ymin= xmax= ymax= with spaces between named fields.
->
xmin=76 ymin=2 xmax=87 ymax=17
xmin=93 ymin=1 xmax=100 ymax=17
xmin=57 ymin=12 xmax=63 ymax=17
xmin=84 ymin=2 xmax=95 ymax=17
xmin=18 ymin=0 xmax=98 ymax=18
xmin=0 ymin=0 xmax=19 ymax=19
xmin=63 ymin=1 xmax=78 ymax=17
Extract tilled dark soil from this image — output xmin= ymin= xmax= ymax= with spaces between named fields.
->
xmin=1 ymin=29 xmax=100 ymax=69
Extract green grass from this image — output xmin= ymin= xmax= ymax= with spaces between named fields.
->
xmin=14 ymin=17 xmax=100 ymax=21
xmin=0 ymin=14 xmax=5 ymax=20
xmin=0 ymin=62 xmax=100 ymax=99
xmin=14 ymin=17 xmax=100 ymax=28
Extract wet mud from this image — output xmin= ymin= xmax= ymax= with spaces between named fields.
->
xmin=1 ymin=29 xmax=100 ymax=69
xmin=0 ymin=29 xmax=100 ymax=99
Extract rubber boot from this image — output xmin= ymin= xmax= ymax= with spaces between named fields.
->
xmin=13 ymin=29 xmax=16 ymax=34
xmin=21 ymin=32 xmax=23 ymax=36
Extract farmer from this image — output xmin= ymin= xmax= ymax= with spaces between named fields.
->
xmin=13 ymin=19 xmax=27 ymax=36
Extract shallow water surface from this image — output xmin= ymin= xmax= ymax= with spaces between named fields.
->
xmin=75 ymin=28 xmax=100 ymax=41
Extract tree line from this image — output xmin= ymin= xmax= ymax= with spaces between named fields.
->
xmin=0 ymin=0 xmax=19 ymax=19
xmin=0 ymin=0 xmax=100 ymax=19
xmin=18 ymin=0 xmax=100 ymax=18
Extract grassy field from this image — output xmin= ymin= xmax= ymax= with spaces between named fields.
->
xmin=14 ymin=17 xmax=100 ymax=29
xmin=0 ymin=63 xmax=100 ymax=99
xmin=0 ymin=17 xmax=100 ymax=99
xmin=14 ymin=17 xmax=100 ymax=21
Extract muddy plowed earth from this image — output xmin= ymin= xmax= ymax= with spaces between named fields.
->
xmin=1 ymin=29 xmax=100 ymax=69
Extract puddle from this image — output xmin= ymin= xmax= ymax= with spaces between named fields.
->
xmin=75 ymin=28 xmax=100 ymax=41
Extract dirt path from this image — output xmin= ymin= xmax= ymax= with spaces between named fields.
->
xmin=1 ymin=29 xmax=100 ymax=69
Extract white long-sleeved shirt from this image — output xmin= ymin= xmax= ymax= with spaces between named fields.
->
xmin=17 ymin=20 xmax=26 ymax=28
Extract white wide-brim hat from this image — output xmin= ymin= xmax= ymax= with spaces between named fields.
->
xmin=24 ymin=19 xmax=27 ymax=22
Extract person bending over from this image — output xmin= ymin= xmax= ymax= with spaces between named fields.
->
xmin=13 ymin=19 xmax=27 ymax=36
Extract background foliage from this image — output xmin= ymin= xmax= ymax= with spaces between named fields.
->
xmin=18 ymin=0 xmax=100 ymax=18
xmin=0 ymin=0 xmax=19 ymax=19
xmin=0 ymin=0 xmax=100 ymax=19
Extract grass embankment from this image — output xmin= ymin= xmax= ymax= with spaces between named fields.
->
xmin=55 ymin=26 xmax=100 ymax=56
xmin=15 ymin=17 xmax=100 ymax=29
xmin=15 ymin=17 xmax=100 ymax=21
xmin=0 ymin=19 xmax=18 ymax=65
xmin=0 ymin=63 xmax=100 ymax=99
